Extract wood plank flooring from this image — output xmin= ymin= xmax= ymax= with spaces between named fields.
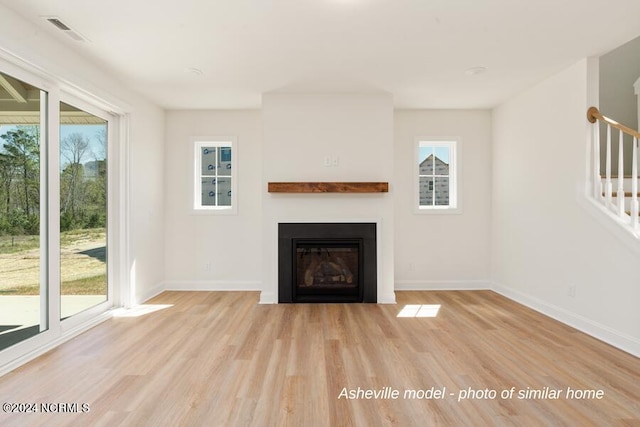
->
xmin=0 ymin=290 xmax=639 ymax=426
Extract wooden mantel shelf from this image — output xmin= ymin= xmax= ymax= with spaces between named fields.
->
xmin=268 ymin=182 xmax=389 ymax=193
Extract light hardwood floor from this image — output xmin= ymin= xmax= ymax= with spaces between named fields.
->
xmin=0 ymin=290 xmax=639 ymax=426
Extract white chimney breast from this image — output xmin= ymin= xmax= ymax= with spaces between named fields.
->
xmin=260 ymin=92 xmax=395 ymax=303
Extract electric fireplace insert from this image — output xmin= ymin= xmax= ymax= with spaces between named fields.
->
xmin=278 ymin=223 xmax=376 ymax=303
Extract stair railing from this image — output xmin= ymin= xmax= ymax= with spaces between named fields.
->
xmin=587 ymin=106 xmax=639 ymax=233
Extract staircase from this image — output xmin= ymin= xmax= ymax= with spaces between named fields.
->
xmin=601 ymin=178 xmax=640 ymax=214
xmin=587 ymin=107 xmax=640 ymax=237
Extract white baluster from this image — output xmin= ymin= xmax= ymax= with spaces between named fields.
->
xmin=631 ymin=137 xmax=639 ymax=230
xmin=593 ymin=120 xmax=601 ymax=199
xmin=605 ymin=124 xmax=613 ymax=206
xmin=617 ymin=129 xmax=625 ymax=217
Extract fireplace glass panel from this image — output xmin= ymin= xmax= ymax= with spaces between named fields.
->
xmin=296 ymin=243 xmax=359 ymax=289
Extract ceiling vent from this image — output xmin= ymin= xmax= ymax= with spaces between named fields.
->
xmin=44 ymin=17 xmax=88 ymax=42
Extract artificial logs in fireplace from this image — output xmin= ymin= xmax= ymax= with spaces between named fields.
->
xmin=295 ymin=240 xmax=360 ymax=297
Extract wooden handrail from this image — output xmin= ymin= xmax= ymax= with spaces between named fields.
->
xmin=587 ymin=106 xmax=640 ymax=140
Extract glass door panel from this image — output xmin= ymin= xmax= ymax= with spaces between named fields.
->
xmin=59 ymin=102 xmax=107 ymax=319
xmin=0 ymin=71 xmax=47 ymax=351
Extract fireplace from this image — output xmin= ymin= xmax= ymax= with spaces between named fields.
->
xmin=278 ymin=223 xmax=377 ymax=303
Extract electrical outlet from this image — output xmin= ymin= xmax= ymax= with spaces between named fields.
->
xmin=204 ymin=262 xmax=211 ymax=272
xmin=324 ymin=155 xmax=340 ymax=167
xmin=568 ymin=285 xmax=576 ymax=298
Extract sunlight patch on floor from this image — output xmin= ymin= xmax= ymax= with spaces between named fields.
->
xmin=113 ymin=304 xmax=173 ymax=318
xmin=397 ymin=304 xmax=441 ymax=318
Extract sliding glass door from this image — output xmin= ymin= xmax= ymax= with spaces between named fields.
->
xmin=0 ymin=71 xmax=48 ymax=351
xmin=59 ymin=101 xmax=108 ymax=320
xmin=0 ymin=61 xmax=117 ymax=361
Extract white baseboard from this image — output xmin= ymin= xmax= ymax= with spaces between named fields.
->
xmin=492 ymin=282 xmax=640 ymax=358
xmin=395 ymin=280 xmax=491 ymax=291
xmin=137 ymin=282 xmax=166 ymax=304
xmin=259 ymin=291 xmax=277 ymax=304
xmin=163 ymin=280 xmax=488 ymax=302
xmin=163 ymin=280 xmax=262 ymax=292
xmin=378 ymin=292 xmax=397 ymax=304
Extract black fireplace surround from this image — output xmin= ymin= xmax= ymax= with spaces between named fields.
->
xmin=278 ymin=223 xmax=377 ymax=303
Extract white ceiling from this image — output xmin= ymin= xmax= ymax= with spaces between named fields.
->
xmin=2 ymin=0 xmax=640 ymax=110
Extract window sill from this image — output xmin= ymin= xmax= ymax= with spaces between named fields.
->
xmin=191 ymin=207 xmax=238 ymax=215
xmin=414 ymin=206 xmax=462 ymax=215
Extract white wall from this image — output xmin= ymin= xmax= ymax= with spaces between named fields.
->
xmin=0 ymin=3 xmax=166 ymax=305
xmin=129 ymin=106 xmax=166 ymax=303
xmin=394 ymin=110 xmax=492 ymax=289
xmin=163 ymin=103 xmax=495 ymax=302
xmin=261 ymin=93 xmax=395 ymax=303
xmin=492 ymin=59 xmax=640 ymax=356
xmin=163 ymin=110 xmax=262 ymax=290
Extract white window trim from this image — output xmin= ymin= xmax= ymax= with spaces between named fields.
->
xmin=414 ymin=137 xmax=462 ymax=215
xmin=192 ymin=137 xmax=238 ymax=215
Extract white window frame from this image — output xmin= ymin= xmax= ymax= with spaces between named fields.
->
xmin=58 ymin=94 xmax=116 ymax=331
xmin=193 ymin=138 xmax=237 ymax=214
xmin=414 ymin=138 xmax=462 ymax=214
